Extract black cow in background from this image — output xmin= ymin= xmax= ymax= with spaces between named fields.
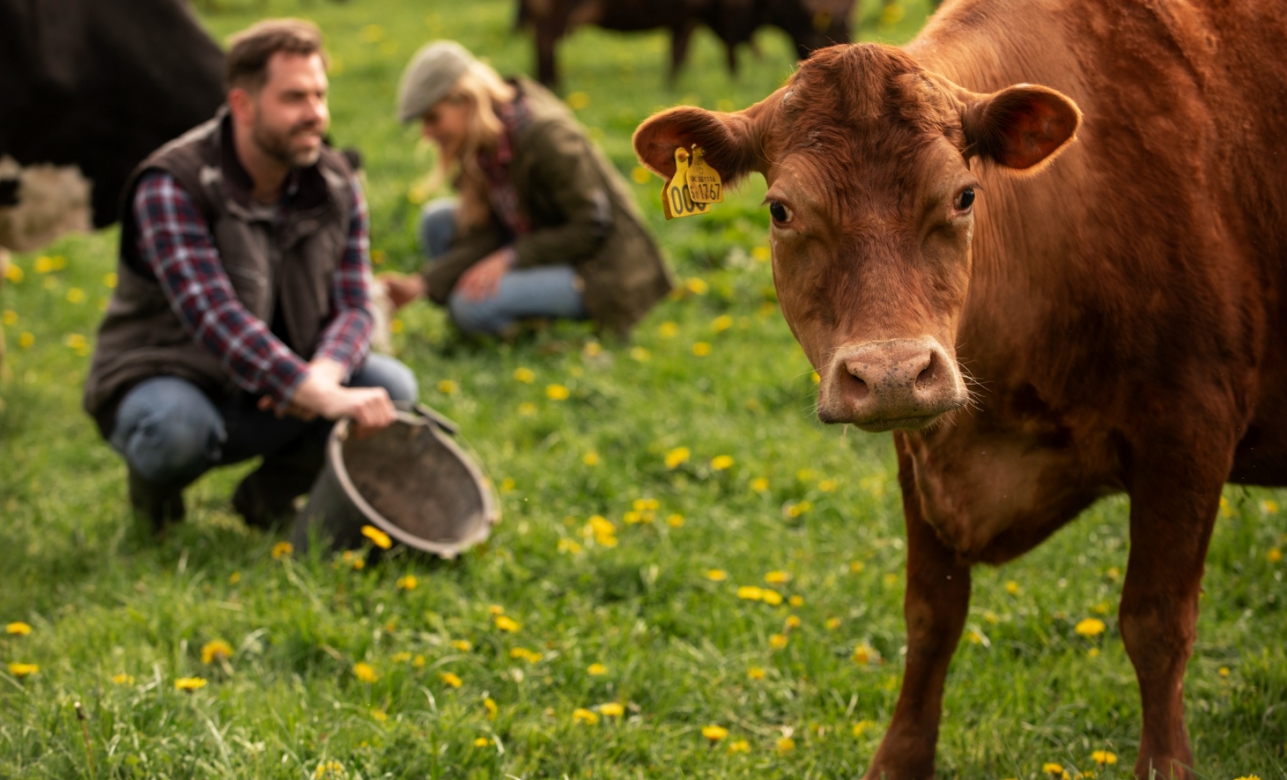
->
xmin=0 ymin=0 xmax=224 ymax=229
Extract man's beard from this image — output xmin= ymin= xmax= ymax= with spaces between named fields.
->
xmin=253 ymin=118 xmax=323 ymax=168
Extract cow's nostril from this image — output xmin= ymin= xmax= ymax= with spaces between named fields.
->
xmin=841 ymin=365 xmax=870 ymax=401
xmin=915 ymin=352 xmax=938 ymax=390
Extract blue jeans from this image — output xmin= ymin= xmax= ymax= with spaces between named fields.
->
xmin=110 ymin=354 xmax=418 ymax=488
xmin=419 ymin=198 xmax=588 ymax=335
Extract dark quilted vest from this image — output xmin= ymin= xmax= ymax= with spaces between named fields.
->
xmin=83 ymin=108 xmax=354 ymax=436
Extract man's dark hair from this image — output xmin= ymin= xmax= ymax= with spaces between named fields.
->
xmin=225 ymin=19 xmax=328 ymax=93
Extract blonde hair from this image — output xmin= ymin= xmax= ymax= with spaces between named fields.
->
xmin=428 ymin=61 xmax=517 ymax=230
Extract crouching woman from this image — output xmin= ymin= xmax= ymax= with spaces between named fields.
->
xmin=382 ymin=42 xmax=672 ymax=338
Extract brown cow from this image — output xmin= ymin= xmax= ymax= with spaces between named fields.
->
xmin=635 ymin=0 xmax=1287 ymax=777
xmin=518 ymin=0 xmax=854 ymax=86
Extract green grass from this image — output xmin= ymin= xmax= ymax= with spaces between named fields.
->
xmin=2 ymin=1 xmax=1285 ymax=778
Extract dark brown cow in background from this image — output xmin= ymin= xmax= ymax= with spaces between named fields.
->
xmin=636 ymin=0 xmax=1287 ymax=777
xmin=518 ymin=0 xmax=855 ymax=87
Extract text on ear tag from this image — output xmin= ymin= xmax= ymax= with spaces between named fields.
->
xmin=662 ymin=147 xmax=709 ymax=220
xmin=685 ymin=147 xmax=723 ymax=204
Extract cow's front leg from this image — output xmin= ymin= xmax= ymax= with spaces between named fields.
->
xmin=1121 ymin=457 xmax=1224 ymax=780
xmin=865 ymin=436 xmax=971 ymax=780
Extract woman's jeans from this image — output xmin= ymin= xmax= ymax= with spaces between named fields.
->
xmin=110 ymin=354 xmax=418 ymax=495
xmin=419 ymin=198 xmax=587 ymax=335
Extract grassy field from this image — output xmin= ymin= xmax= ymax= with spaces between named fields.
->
xmin=2 ymin=0 xmax=1285 ymax=778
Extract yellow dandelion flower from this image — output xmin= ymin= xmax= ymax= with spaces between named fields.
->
xmin=313 ymin=760 xmax=345 ymax=779
xmin=361 ymin=524 xmax=393 ymax=550
xmin=702 ymin=724 xmax=728 ymax=742
xmin=776 ymin=736 xmax=795 ymax=753
xmin=390 ymin=319 xmax=403 ymax=334
xmin=371 ymin=709 xmax=388 ymax=722
xmin=396 ymin=575 xmax=418 ymax=590
xmin=1091 ymin=750 xmax=1117 ymax=765
xmin=826 ymin=617 xmax=842 ymax=630
xmin=630 ymin=346 xmax=651 ymax=362
xmin=737 ymin=586 xmax=764 ymax=601
xmin=9 ymin=663 xmax=38 ymax=677
xmin=583 ymin=340 xmax=602 ymax=357
xmin=1088 ymin=647 xmax=1101 ymax=658
xmin=229 ymin=572 xmax=240 ymax=584
xmin=769 ymin=633 xmax=788 ymax=649
xmin=587 ymin=662 xmax=608 ymax=676
xmin=747 ymin=666 xmax=766 ymax=680
xmin=413 ymin=654 xmax=425 ymax=668
xmin=1005 ymin=580 xmax=1020 ymax=595
xmin=440 ymin=671 xmax=463 ymax=688
xmin=513 ymin=367 xmax=535 ymax=383
xmin=1233 ymin=775 xmax=1262 ymax=780
xmin=811 ymin=371 xmax=821 ymax=384
xmin=712 ymin=314 xmax=733 ymax=332
xmin=271 ymin=541 xmax=293 ymax=559
xmin=685 ymin=277 xmax=709 ymax=295
xmin=883 ymin=572 xmax=899 ymax=586
xmin=852 ymin=644 xmax=872 ymax=664
xmin=64 ymin=333 xmax=87 ymax=351
xmin=200 ymin=639 xmax=233 ymax=664
xmin=174 ymin=676 xmax=206 ymax=691
xmin=711 ymin=454 xmax=734 ymax=470
xmin=598 ymin=701 xmax=624 ymax=717
xmin=751 ymin=477 xmax=769 ymax=492
xmin=18 ymin=331 xmax=34 ymax=348
xmin=819 ymin=479 xmax=838 ymax=492
xmin=1043 ymin=763 xmax=1065 ymax=776
xmin=499 ymin=477 xmax=516 ymax=493
xmin=490 ymin=605 xmax=505 ymax=615
xmin=558 ymin=538 xmax=583 ymax=554
xmin=6 ymin=621 xmax=32 ymax=636
xmin=666 ymin=514 xmax=685 ymax=527
xmin=392 ymin=652 xmax=412 ymax=663
xmin=692 ymin=341 xmax=711 ymax=356
xmin=705 ymin=569 xmax=728 ymax=581
xmin=1219 ymin=666 xmax=1230 ymax=677
xmin=566 ymin=91 xmax=590 ymax=110
xmin=3 ymin=263 xmax=22 ymax=283
xmin=510 ymin=647 xmax=542 ymax=663
xmin=473 ymin=736 xmax=490 ymax=747
xmin=853 ymin=719 xmax=876 ymax=737
xmin=437 ymin=379 xmax=458 ymax=394
xmin=66 ymin=287 xmax=85 ymax=304
xmin=353 ymin=663 xmax=378 ymax=683
xmin=451 ymin=639 xmax=472 ymax=652
xmin=351 ymin=557 xmax=365 ymax=571
xmin=573 ymin=707 xmax=599 ymax=725
xmin=112 ymin=673 xmax=135 ymax=685
xmin=1 ymin=310 xmax=16 ymax=326
xmin=1075 ymin=618 xmax=1106 ymax=637
xmin=785 ymin=500 xmax=812 ymax=518
xmin=104 ymin=272 xmax=118 ymax=288
xmin=484 ymin=697 xmax=498 ymax=719
xmin=631 ymin=166 xmax=653 ymax=184
xmin=762 ymin=589 xmax=784 ymax=606
xmin=518 ymin=401 xmax=537 ymax=416
xmin=665 ymin=446 xmax=690 ymax=468
xmin=495 ymin=615 xmax=520 ymax=633
xmin=729 ymin=739 xmax=751 ymax=753
xmin=34 ymin=256 xmax=60 ymax=274
xmin=789 ymin=595 xmax=804 ymax=607
xmin=752 ymin=246 xmax=771 ymax=262
xmin=1269 ymin=548 xmax=1283 ymax=563
xmin=583 ymin=451 xmax=600 ymax=466
xmin=764 ymin=570 xmax=789 ymax=584
xmin=546 ymin=383 xmax=570 ymax=400
xmin=785 ymin=615 xmax=802 ymax=629
xmin=659 ymin=321 xmax=679 ymax=338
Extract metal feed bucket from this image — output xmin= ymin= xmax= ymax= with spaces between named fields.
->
xmin=291 ymin=404 xmax=499 ymax=557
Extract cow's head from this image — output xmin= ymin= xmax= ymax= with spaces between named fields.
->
xmin=634 ymin=44 xmax=1080 ymax=431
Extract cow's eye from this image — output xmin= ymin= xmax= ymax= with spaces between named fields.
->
xmin=954 ymin=188 xmax=975 ymax=212
xmin=769 ymin=201 xmax=793 ymax=224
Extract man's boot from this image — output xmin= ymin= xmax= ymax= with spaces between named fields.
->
xmin=232 ymin=445 xmax=325 ymax=529
xmin=129 ymin=468 xmax=186 ymax=530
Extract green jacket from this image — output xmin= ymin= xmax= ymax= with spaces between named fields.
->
xmin=423 ymin=77 xmax=672 ymax=337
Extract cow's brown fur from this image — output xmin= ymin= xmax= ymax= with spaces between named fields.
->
xmin=634 ymin=0 xmax=1287 ymax=777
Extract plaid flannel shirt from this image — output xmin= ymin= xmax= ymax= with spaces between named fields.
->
xmin=133 ymin=169 xmax=373 ymax=404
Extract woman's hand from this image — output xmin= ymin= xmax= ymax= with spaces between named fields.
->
xmin=456 ymin=247 xmax=515 ymax=302
xmin=380 ymin=273 xmax=427 ymax=310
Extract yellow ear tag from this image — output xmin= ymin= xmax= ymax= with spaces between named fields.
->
xmin=662 ymin=147 xmax=710 ymax=220
xmin=685 ymin=146 xmax=723 ymax=204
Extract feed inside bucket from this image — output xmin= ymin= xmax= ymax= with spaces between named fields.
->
xmin=338 ymin=416 xmax=494 ymax=550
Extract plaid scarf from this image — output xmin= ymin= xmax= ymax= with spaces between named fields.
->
xmin=477 ymin=90 xmax=533 ymax=238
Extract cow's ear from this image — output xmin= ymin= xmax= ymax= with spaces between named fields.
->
xmin=633 ymin=106 xmax=764 ymax=184
xmin=962 ymin=84 xmax=1081 ymax=171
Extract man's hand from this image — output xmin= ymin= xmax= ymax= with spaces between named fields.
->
xmin=381 ymin=273 xmax=427 ymax=310
xmin=280 ymin=358 xmax=398 ymax=432
xmin=456 ymin=247 xmax=514 ymax=302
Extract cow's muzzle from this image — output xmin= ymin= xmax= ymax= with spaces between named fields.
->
xmin=818 ymin=337 xmax=967 ymax=431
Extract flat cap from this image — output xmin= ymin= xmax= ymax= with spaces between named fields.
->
xmin=397 ymin=40 xmax=475 ymax=123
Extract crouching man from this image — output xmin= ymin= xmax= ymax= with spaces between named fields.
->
xmin=83 ymin=19 xmax=417 ymax=529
